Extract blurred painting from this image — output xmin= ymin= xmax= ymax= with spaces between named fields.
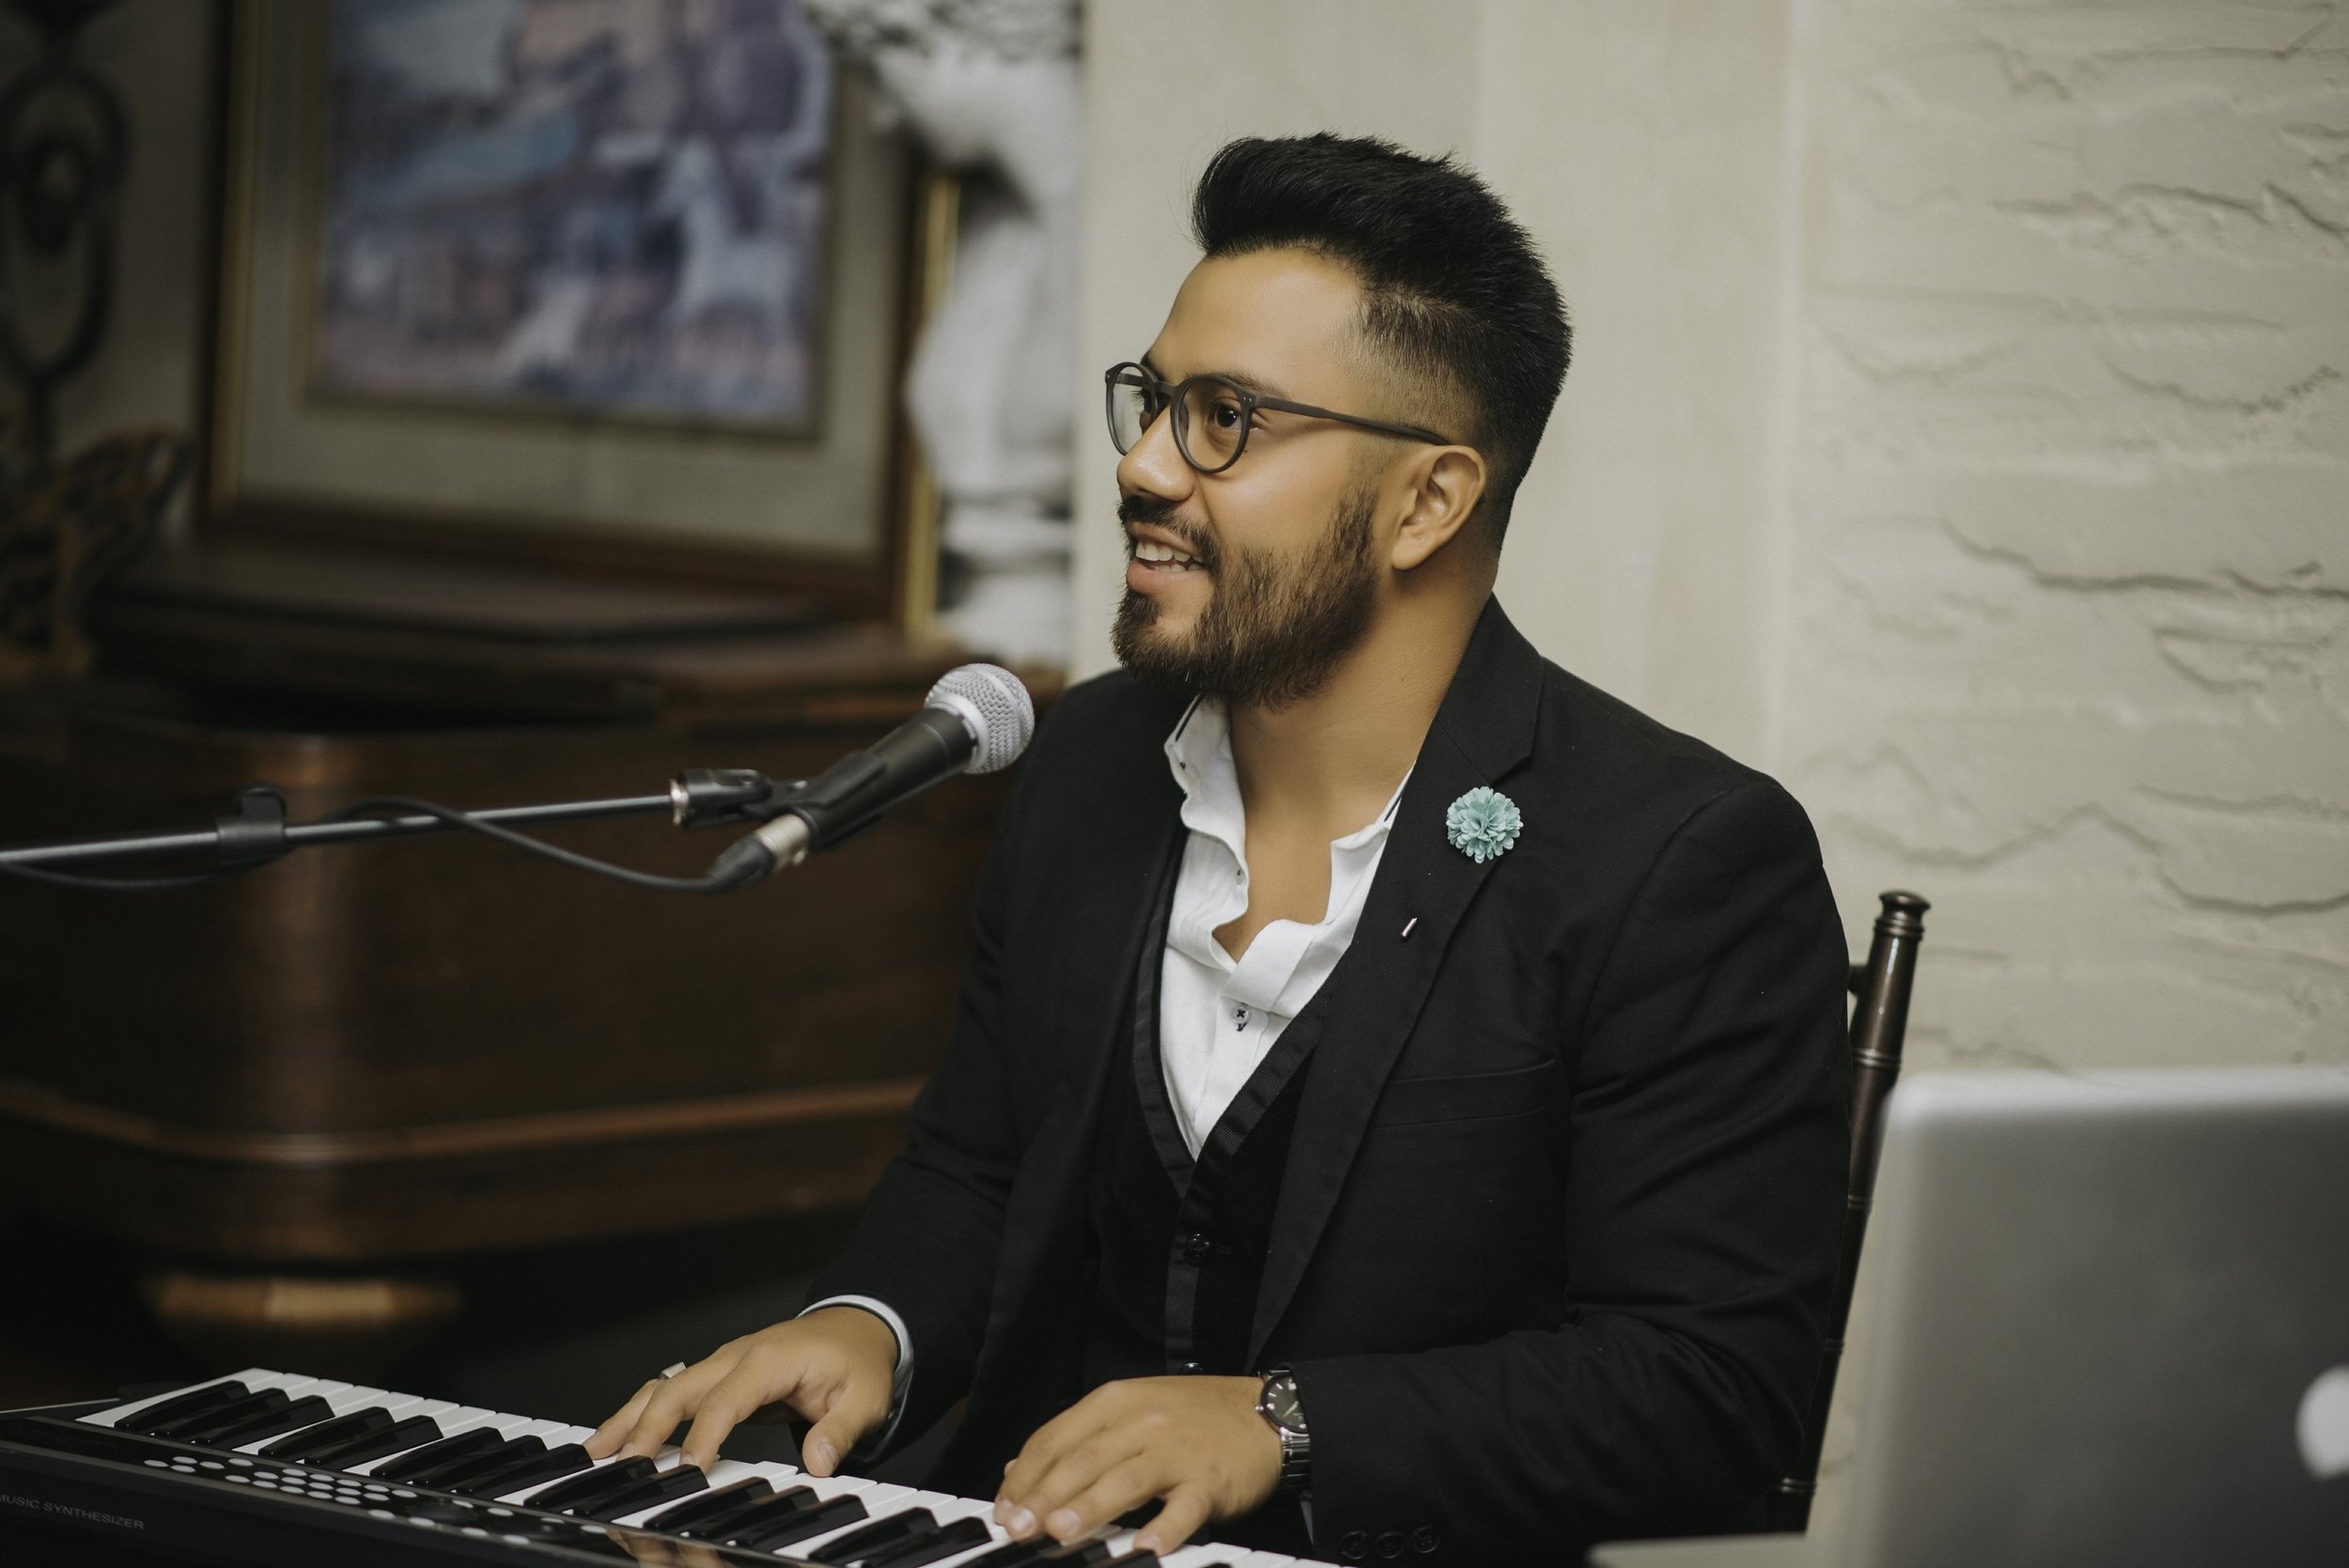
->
xmin=310 ymin=0 xmax=834 ymax=432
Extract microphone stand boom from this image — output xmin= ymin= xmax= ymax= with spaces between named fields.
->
xmin=0 ymin=663 xmax=1034 ymax=895
xmin=0 ymin=768 xmax=799 ymax=893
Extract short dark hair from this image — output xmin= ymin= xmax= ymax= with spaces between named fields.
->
xmin=1190 ymin=133 xmax=1570 ymax=544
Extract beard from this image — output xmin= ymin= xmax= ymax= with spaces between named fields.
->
xmin=1111 ymin=483 xmax=1380 ymax=709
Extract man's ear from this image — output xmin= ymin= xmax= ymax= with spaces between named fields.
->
xmin=1390 ymin=445 xmax=1487 ymax=571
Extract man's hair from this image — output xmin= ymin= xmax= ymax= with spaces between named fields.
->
xmin=1190 ymin=133 xmax=1570 ymax=545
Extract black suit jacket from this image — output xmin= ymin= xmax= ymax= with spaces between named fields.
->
xmin=809 ymin=599 xmax=1851 ymax=1564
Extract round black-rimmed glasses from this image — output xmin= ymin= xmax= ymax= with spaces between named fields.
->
xmin=1103 ymin=362 xmax=1451 ymax=474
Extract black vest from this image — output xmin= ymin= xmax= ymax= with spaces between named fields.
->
xmin=1072 ymin=842 xmax=1336 ymax=1559
xmin=1081 ymin=843 xmax=1338 ymax=1389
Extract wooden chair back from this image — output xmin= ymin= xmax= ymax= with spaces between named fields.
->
xmin=1766 ymin=890 xmax=1930 ymax=1532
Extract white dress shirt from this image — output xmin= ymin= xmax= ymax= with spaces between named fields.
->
xmin=1157 ymin=696 xmax=1406 ymax=1155
xmin=808 ymin=695 xmax=1405 ymax=1442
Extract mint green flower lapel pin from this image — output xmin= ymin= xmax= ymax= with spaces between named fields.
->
xmin=1445 ymin=786 xmax=1522 ymax=865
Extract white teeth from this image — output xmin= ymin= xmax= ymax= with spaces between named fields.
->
xmin=1133 ymin=539 xmax=1197 ymax=565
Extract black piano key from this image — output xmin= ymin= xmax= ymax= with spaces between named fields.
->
xmin=1098 ymin=1553 xmax=1159 ymax=1568
xmin=693 ymin=1482 xmax=822 ymax=1541
xmin=205 ymin=1394 xmax=334 ymax=1449
xmin=156 ymin=1389 xmax=288 ymax=1442
xmin=809 ymin=1508 xmax=939 ymax=1565
xmin=258 ymin=1405 xmax=394 ymax=1459
xmin=411 ymin=1434 xmax=547 ymax=1490
xmin=418 ymin=1436 xmax=550 ymax=1493
xmin=525 ymin=1455 xmax=657 ymax=1513
xmin=117 ymin=1379 xmax=252 ymax=1436
xmin=864 ymin=1514 xmax=993 ymax=1568
xmin=641 ymin=1475 xmax=775 ymax=1534
xmin=451 ymin=1440 xmax=592 ymax=1498
xmin=580 ymin=1461 xmax=708 ymax=1520
xmin=370 ymin=1424 xmax=504 ymax=1481
xmin=308 ymin=1413 xmax=443 ymax=1468
xmin=724 ymin=1492 xmax=867 ymax=1551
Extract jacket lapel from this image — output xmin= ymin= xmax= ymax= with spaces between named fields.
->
xmin=1249 ymin=598 xmax=1546 ymax=1362
xmin=979 ymin=697 xmax=1189 ymax=1361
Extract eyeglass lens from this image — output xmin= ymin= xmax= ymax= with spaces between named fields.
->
xmin=1107 ymin=372 xmax=1250 ymax=472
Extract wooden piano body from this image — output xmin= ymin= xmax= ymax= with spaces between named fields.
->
xmin=0 ymin=548 xmax=1018 ymax=1368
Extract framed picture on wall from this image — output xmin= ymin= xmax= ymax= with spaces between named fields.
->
xmin=207 ymin=0 xmax=947 ymax=624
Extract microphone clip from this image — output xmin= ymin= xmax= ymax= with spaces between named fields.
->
xmin=667 ymin=768 xmax=802 ymax=828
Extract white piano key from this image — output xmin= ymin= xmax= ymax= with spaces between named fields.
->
xmin=856 ymin=1482 xmax=918 ymax=1513
xmin=316 ymin=1384 xmax=395 ymax=1415
xmin=1164 ymin=1546 xmax=1262 ymax=1568
xmin=80 ymin=1367 xmax=283 ymax=1426
xmin=926 ymin=1494 xmax=996 ymax=1522
xmin=701 ymin=1459 xmax=768 ymax=1488
xmin=741 ymin=1459 xmax=804 ymax=1485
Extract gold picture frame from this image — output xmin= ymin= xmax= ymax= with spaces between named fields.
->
xmin=204 ymin=0 xmax=947 ymax=628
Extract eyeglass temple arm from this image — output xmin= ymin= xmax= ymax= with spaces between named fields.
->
xmin=1250 ymin=393 xmax=1451 ymax=446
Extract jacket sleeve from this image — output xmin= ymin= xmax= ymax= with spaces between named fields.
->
xmin=1290 ymin=778 xmax=1852 ymax=1561
xmin=801 ymin=749 xmax=1040 ymax=1449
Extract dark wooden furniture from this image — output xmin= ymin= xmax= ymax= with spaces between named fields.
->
xmin=1767 ymin=890 xmax=1930 ymax=1532
xmin=0 ymin=543 xmax=1029 ymax=1374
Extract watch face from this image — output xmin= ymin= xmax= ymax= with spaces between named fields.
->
xmin=1263 ymin=1377 xmax=1305 ymax=1431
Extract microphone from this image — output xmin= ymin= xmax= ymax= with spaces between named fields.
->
xmin=705 ymin=663 xmax=1034 ymax=890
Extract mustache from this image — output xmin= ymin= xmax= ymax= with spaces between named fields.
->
xmin=1117 ymin=493 xmax=1219 ymax=567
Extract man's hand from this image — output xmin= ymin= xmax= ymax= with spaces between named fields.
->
xmin=584 ymin=1307 xmax=898 ymax=1474
xmin=994 ymin=1376 xmax=1281 ymax=1554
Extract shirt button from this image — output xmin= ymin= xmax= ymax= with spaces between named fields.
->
xmin=1340 ymin=1531 xmax=1370 ymax=1560
xmin=1411 ymin=1527 xmax=1440 ymax=1553
xmin=1174 ymin=1359 xmax=1204 ymax=1374
xmin=1175 ymin=1232 xmax=1213 ymax=1265
xmin=1376 ymin=1532 xmax=1407 ymax=1559
xmin=1233 ymin=1006 xmax=1249 ymax=1029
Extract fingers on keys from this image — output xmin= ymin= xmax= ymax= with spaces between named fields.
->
xmin=600 ymin=1354 xmax=737 ymax=1463
xmin=798 ymin=1375 xmax=891 ymax=1479
xmin=680 ymin=1353 xmax=804 ymax=1473
xmin=1132 ymin=1483 xmax=1214 ymax=1555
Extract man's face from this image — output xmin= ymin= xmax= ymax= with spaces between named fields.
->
xmin=1111 ymin=248 xmax=1395 ymax=708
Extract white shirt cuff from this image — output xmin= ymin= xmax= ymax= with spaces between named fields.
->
xmin=799 ymin=1294 xmax=914 ymax=1455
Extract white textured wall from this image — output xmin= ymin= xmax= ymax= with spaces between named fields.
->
xmin=1781 ymin=0 xmax=2349 ymax=1077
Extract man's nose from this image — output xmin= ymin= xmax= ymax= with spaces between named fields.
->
xmin=1115 ymin=398 xmax=1194 ymax=504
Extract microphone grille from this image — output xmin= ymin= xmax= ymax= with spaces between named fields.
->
xmin=927 ymin=663 xmax=1034 ymax=774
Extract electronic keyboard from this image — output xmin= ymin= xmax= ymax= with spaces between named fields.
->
xmin=1 ymin=1368 xmax=1337 ymax=1568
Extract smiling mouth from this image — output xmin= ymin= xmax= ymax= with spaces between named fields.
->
xmin=1131 ymin=537 xmax=1207 ymax=572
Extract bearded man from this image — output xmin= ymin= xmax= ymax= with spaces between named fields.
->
xmin=592 ymin=134 xmax=1851 ymax=1567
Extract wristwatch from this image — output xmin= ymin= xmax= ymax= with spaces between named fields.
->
xmin=1255 ymin=1367 xmax=1311 ymax=1495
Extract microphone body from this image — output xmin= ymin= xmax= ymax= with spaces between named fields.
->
xmin=706 ymin=664 xmax=1032 ymax=890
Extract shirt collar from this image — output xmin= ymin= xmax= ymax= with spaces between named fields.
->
xmin=1161 ymin=695 xmax=1410 ymax=862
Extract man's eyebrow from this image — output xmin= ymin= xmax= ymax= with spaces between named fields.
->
xmin=1138 ymin=354 xmax=1290 ymax=400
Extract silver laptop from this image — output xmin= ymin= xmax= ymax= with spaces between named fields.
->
xmin=1590 ymin=1067 xmax=2349 ymax=1568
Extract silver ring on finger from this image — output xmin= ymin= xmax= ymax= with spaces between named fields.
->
xmin=658 ymin=1361 xmax=688 ymax=1380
